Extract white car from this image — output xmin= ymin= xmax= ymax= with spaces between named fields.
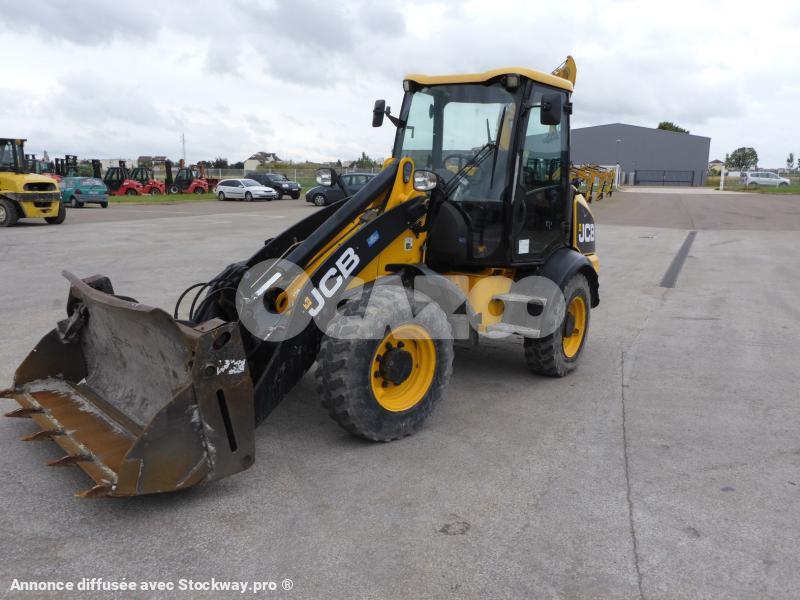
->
xmin=740 ymin=171 xmax=790 ymax=188
xmin=214 ymin=178 xmax=279 ymax=201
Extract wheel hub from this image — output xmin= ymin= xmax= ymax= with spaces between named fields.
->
xmin=379 ymin=347 xmax=414 ymax=385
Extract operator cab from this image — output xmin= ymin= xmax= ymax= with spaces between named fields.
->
xmin=389 ymin=69 xmax=572 ymax=270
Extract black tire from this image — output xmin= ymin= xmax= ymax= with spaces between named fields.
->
xmin=70 ymin=196 xmax=83 ymax=208
xmin=218 ymin=191 xmax=226 ymax=201
xmin=245 ymin=191 xmax=253 ymax=202
xmin=169 ymin=184 xmax=180 ymax=195
xmin=0 ymin=198 xmax=19 ymax=227
xmin=149 ymin=188 xmax=161 ymax=196
xmin=125 ymin=188 xmax=137 ymax=196
xmin=291 ymin=193 xmax=300 ymax=200
xmin=313 ymin=193 xmax=327 ymax=207
xmin=523 ymin=273 xmax=591 ymax=377
xmin=101 ymin=203 xmax=108 ymax=208
xmin=194 ymin=187 xmax=205 ymax=194
xmin=45 ymin=203 xmax=66 ymax=225
xmin=779 ymin=182 xmax=788 ymax=187
xmin=316 ymin=285 xmax=454 ymax=441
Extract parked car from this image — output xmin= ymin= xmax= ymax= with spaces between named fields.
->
xmin=59 ymin=176 xmax=109 ymax=208
xmin=305 ymin=173 xmax=375 ymax=206
xmin=245 ymin=172 xmax=301 ymax=198
xmin=740 ymin=171 xmax=790 ymax=188
xmin=214 ymin=178 xmax=279 ymax=201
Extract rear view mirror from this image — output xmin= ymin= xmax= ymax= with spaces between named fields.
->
xmin=540 ymin=93 xmax=563 ymax=125
xmin=315 ymin=168 xmax=338 ymax=187
xmin=373 ymin=99 xmax=386 ymax=127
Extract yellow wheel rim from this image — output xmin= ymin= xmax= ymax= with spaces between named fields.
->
xmin=370 ymin=324 xmax=436 ymax=412
xmin=562 ymin=296 xmax=587 ymax=359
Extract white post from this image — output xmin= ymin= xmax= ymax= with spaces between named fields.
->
xmin=720 ymin=166 xmax=725 ymax=191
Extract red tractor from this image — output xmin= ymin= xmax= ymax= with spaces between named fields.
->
xmin=165 ymin=159 xmax=209 ymax=194
xmin=129 ymin=166 xmax=165 ymax=195
xmin=103 ymin=161 xmax=143 ymax=196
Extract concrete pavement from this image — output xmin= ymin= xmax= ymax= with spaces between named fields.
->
xmin=1 ymin=190 xmax=798 ymax=599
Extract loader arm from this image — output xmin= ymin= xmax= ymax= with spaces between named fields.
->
xmin=3 ymin=158 xmax=429 ymax=496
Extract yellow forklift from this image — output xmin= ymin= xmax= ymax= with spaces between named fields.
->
xmin=0 ymin=138 xmax=64 ymax=227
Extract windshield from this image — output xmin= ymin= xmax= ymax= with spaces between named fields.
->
xmin=396 ymin=83 xmax=518 ymax=192
xmin=242 ymin=179 xmax=261 ymax=187
xmin=270 ymin=174 xmax=287 ymax=181
xmin=0 ymin=140 xmax=23 ymax=171
xmin=80 ymin=178 xmax=103 ymax=186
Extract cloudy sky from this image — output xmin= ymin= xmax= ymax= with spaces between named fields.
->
xmin=1 ymin=0 xmax=797 ymax=167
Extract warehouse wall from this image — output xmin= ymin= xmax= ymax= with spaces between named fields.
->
xmin=571 ymin=123 xmax=711 ymax=186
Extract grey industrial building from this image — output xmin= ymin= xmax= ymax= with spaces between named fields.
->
xmin=571 ymin=123 xmax=711 ymax=186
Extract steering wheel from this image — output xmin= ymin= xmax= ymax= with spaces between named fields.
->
xmin=443 ymin=154 xmax=469 ymax=172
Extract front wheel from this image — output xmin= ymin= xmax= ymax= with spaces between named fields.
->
xmin=291 ymin=193 xmax=300 ymax=200
xmin=125 ymin=189 xmax=137 ymax=196
xmin=101 ymin=203 xmax=108 ymax=208
xmin=149 ymin=188 xmax=161 ymax=196
xmin=45 ymin=203 xmax=66 ymax=225
xmin=0 ymin=198 xmax=19 ymax=227
xmin=194 ymin=187 xmax=205 ymax=195
xmin=313 ymin=193 xmax=326 ymax=207
xmin=169 ymin=185 xmax=180 ymax=195
xmin=779 ymin=182 xmax=789 ymax=187
xmin=218 ymin=192 xmax=226 ymax=201
xmin=244 ymin=191 xmax=253 ymax=201
xmin=316 ymin=285 xmax=454 ymax=441
xmin=523 ymin=273 xmax=591 ymax=377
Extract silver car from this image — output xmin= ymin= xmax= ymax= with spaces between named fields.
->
xmin=214 ymin=178 xmax=279 ymax=201
xmin=740 ymin=171 xmax=790 ymax=188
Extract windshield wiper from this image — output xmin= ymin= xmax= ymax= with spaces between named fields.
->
xmin=443 ymin=141 xmax=497 ymax=197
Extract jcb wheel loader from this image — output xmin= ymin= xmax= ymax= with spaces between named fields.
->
xmin=3 ymin=57 xmax=599 ymax=497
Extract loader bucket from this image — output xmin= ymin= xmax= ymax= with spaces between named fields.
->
xmin=2 ymin=273 xmax=255 ymax=497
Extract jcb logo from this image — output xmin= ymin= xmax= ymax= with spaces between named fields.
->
xmin=305 ymin=247 xmax=360 ymax=317
xmin=578 ymin=223 xmax=595 ymax=244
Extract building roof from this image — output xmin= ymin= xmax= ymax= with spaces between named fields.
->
xmin=572 ymin=122 xmax=710 ymax=141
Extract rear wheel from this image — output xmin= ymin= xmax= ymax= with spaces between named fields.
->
xmin=101 ymin=203 xmax=108 ymax=208
xmin=125 ymin=188 xmax=137 ymax=196
xmin=313 ymin=193 xmax=326 ymax=206
xmin=316 ymin=285 xmax=454 ymax=441
xmin=149 ymin=188 xmax=161 ymax=196
xmin=70 ymin=196 xmax=83 ymax=208
xmin=45 ymin=203 xmax=66 ymax=225
xmin=169 ymin=184 xmax=180 ymax=195
xmin=523 ymin=273 xmax=591 ymax=377
xmin=0 ymin=198 xmax=19 ymax=227
xmin=194 ymin=187 xmax=205 ymax=194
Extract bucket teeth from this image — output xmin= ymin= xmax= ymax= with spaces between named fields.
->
xmin=21 ymin=428 xmax=64 ymax=441
xmin=47 ymin=454 xmax=92 ymax=467
xmin=5 ymin=407 xmax=44 ymax=419
xmin=76 ymin=482 xmax=113 ymax=499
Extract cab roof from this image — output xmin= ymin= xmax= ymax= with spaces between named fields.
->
xmin=404 ymin=67 xmax=573 ymax=92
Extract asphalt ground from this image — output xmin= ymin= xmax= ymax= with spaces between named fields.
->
xmin=1 ymin=188 xmax=799 ymax=599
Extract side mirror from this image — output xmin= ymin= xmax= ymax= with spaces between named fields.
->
xmin=373 ymin=99 xmax=386 ymax=127
xmin=540 ymin=93 xmax=563 ymax=125
xmin=413 ymin=170 xmax=439 ymax=192
xmin=315 ymin=168 xmax=339 ymax=187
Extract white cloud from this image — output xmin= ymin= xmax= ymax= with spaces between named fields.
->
xmin=0 ymin=0 xmax=797 ymax=166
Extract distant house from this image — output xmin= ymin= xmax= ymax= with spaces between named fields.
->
xmin=708 ymin=159 xmax=724 ymax=175
xmin=243 ymin=151 xmax=282 ymax=171
xmin=99 ymin=158 xmax=135 ymax=171
xmin=137 ymin=155 xmax=153 ymax=167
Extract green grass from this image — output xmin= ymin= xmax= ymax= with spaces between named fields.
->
xmin=704 ymin=176 xmax=800 ymax=194
xmin=108 ymin=193 xmax=216 ymax=204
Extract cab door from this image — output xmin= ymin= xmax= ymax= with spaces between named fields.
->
xmin=510 ymin=86 xmax=570 ymax=262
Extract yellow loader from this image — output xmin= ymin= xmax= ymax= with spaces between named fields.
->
xmin=3 ymin=57 xmax=599 ymax=497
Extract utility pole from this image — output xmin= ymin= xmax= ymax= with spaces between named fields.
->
xmin=181 ymin=133 xmax=186 ymax=163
